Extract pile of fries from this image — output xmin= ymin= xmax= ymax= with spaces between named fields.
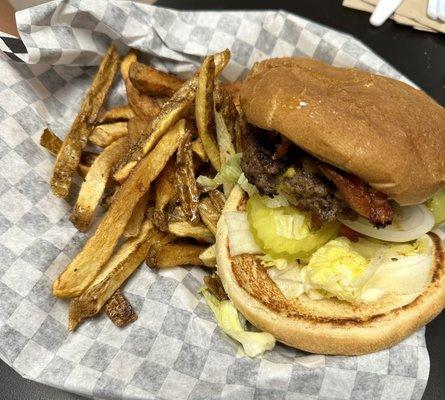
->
xmin=40 ymin=45 xmax=244 ymax=330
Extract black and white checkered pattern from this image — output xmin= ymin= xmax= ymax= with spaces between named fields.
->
xmin=0 ymin=1 xmax=435 ymax=399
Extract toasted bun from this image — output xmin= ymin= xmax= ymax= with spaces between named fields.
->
xmin=239 ymin=57 xmax=445 ymax=205
xmin=216 ymin=186 xmax=445 ymax=355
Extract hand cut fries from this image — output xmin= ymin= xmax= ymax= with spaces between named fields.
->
xmin=199 ymin=244 xmax=216 ymax=268
xmin=154 ymin=157 xmax=178 ymax=212
xmin=198 ymin=196 xmax=221 ymax=235
xmin=176 ymin=129 xmax=200 ymax=222
xmin=150 ymin=243 xmax=207 ymax=268
xmin=70 ymin=137 xmax=129 ymax=232
xmin=195 ymin=55 xmax=221 ymax=171
xmin=44 ymin=46 xmax=240 ymax=330
xmin=122 ymin=52 xmax=160 ymax=120
xmin=129 ymin=62 xmax=184 ymax=97
xmin=168 ymin=221 xmax=214 ymax=244
xmin=123 ymin=191 xmax=149 ymax=238
xmin=40 ymin=128 xmax=93 ymax=178
xmin=104 ymin=289 xmax=138 ymax=327
xmin=113 ymin=49 xmax=231 ymax=183
xmin=89 ymin=122 xmax=128 ymax=148
xmin=68 ymin=220 xmax=154 ymax=330
xmin=191 ymin=138 xmax=208 ymax=162
xmin=51 ymin=45 xmax=119 ymax=198
xmin=53 ymin=120 xmax=186 ymax=298
xmin=214 ymin=81 xmax=238 ymax=195
xmin=203 ymin=274 xmax=228 ymax=300
xmin=98 ymin=105 xmax=135 ymax=124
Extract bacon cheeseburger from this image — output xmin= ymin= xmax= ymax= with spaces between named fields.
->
xmin=215 ymin=58 xmax=445 ymax=355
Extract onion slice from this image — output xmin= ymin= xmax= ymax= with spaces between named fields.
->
xmin=339 ymin=204 xmax=435 ymax=242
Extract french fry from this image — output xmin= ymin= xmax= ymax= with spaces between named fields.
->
xmin=203 ymin=274 xmax=228 ymax=300
xmin=195 ymin=55 xmax=221 ymax=171
xmin=70 ymin=137 xmax=129 ymax=232
xmin=129 ymin=62 xmax=184 ymax=97
xmin=98 ymin=105 xmax=135 ymax=124
xmin=191 ymin=138 xmax=208 ymax=162
xmin=151 ymin=243 xmax=207 ymax=268
xmin=208 ymin=189 xmax=226 ymax=213
xmin=168 ymin=221 xmax=214 ymax=244
xmin=123 ymin=191 xmax=149 ymax=238
xmin=154 ymin=157 xmax=177 ymax=211
xmin=53 ymin=119 xmax=186 ymax=298
xmin=40 ymin=128 xmax=94 ymax=179
xmin=40 ymin=128 xmax=63 ymax=156
xmin=104 ymin=289 xmax=138 ymax=327
xmin=51 ymin=45 xmax=119 ymax=198
xmin=89 ymin=122 xmax=128 ymax=147
xmin=145 ymin=230 xmax=175 ymax=266
xmin=121 ymin=52 xmax=160 ymax=120
xmin=199 ymin=244 xmax=216 ymax=268
xmin=126 ymin=117 xmax=151 ymax=146
xmin=176 ymin=129 xmax=199 ymax=222
xmin=214 ymin=81 xmax=238 ymax=195
xmin=68 ymin=220 xmax=154 ymax=330
xmin=113 ymin=49 xmax=231 ymax=183
xmin=197 ymin=197 xmax=220 ymax=235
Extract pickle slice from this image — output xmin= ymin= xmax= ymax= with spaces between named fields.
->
xmin=427 ymin=189 xmax=445 ymax=226
xmin=247 ymin=194 xmax=338 ymax=260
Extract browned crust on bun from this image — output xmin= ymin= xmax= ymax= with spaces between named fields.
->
xmin=239 ymin=57 xmax=445 ymax=205
xmin=216 ymin=186 xmax=445 ymax=355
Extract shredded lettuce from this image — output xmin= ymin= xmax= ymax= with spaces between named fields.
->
xmin=237 ymin=172 xmax=258 ymax=197
xmin=266 ymin=235 xmax=435 ymax=303
xmin=197 ymin=153 xmax=242 ymax=189
xmin=202 ymin=289 xmax=275 ymax=357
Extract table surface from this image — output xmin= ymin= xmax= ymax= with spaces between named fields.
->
xmin=1 ymin=1 xmax=444 ymax=399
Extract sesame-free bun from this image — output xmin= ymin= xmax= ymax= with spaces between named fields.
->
xmin=239 ymin=57 xmax=445 ymax=205
xmin=216 ymin=186 xmax=445 ymax=355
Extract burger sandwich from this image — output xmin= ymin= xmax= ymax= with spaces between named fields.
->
xmin=204 ymin=58 xmax=445 ymax=356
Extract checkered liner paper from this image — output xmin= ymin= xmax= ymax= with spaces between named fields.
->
xmin=0 ymin=0 xmax=436 ymax=399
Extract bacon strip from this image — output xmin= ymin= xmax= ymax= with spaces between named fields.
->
xmin=319 ymin=163 xmax=393 ymax=227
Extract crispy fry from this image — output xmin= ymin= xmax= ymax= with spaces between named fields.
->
xmin=89 ymin=122 xmax=128 ymax=147
xmin=113 ymin=49 xmax=231 ymax=183
xmin=151 ymin=243 xmax=207 ymax=268
xmin=53 ymin=119 xmax=186 ymax=298
xmin=195 ymin=55 xmax=221 ymax=171
xmin=68 ymin=220 xmax=154 ymax=330
xmin=98 ymin=105 xmax=135 ymax=124
xmin=191 ymin=138 xmax=208 ymax=162
xmin=40 ymin=128 xmax=62 ymax=156
xmin=123 ymin=191 xmax=149 ymax=238
xmin=168 ymin=221 xmax=214 ymax=244
xmin=126 ymin=117 xmax=151 ymax=146
xmin=70 ymin=137 xmax=129 ymax=232
xmin=145 ymin=237 xmax=175 ymax=268
xmin=203 ymin=274 xmax=228 ymax=300
xmin=214 ymin=81 xmax=238 ymax=194
xmin=129 ymin=62 xmax=184 ymax=97
xmin=176 ymin=129 xmax=199 ymax=222
xmin=199 ymin=244 xmax=216 ymax=268
xmin=104 ymin=289 xmax=138 ymax=327
xmin=197 ymin=197 xmax=221 ymax=235
xmin=208 ymin=189 xmax=226 ymax=213
xmin=51 ymin=45 xmax=119 ymax=198
xmin=121 ymin=52 xmax=160 ymax=120
xmin=40 ymin=128 xmax=95 ymax=179
xmin=154 ymin=157 xmax=177 ymax=211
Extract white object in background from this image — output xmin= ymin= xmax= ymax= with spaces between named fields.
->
xmin=370 ymin=0 xmax=405 ymax=26
xmin=428 ymin=0 xmax=445 ymax=22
